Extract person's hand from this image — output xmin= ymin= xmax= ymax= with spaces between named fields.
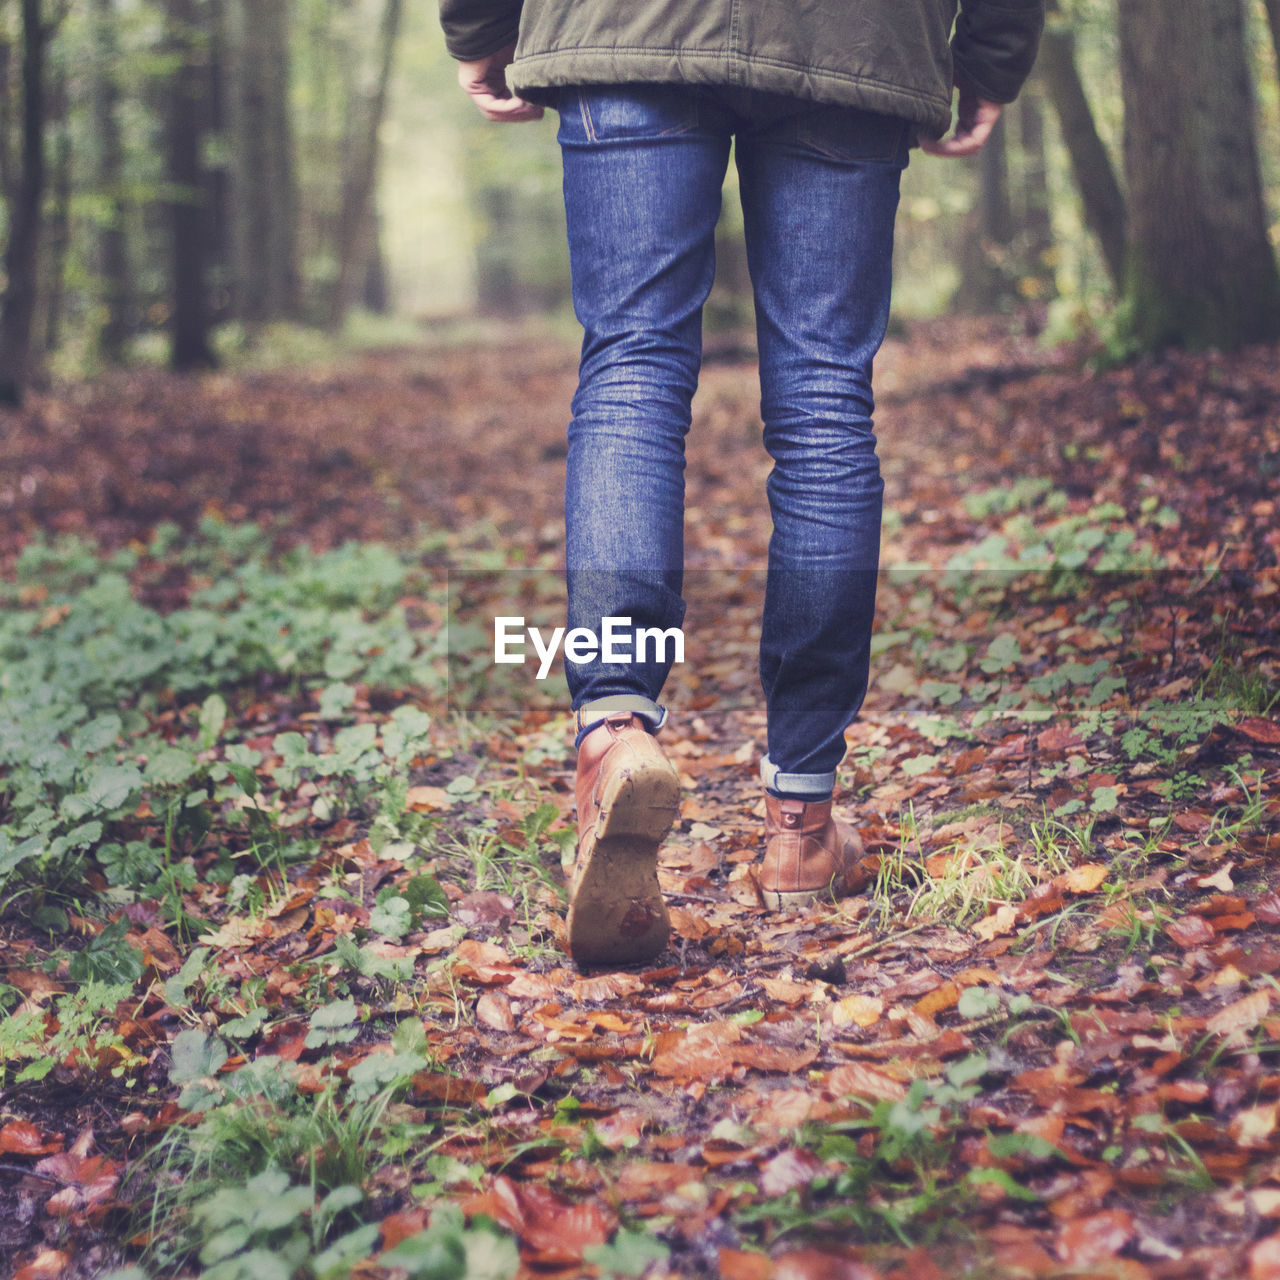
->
xmin=919 ymin=75 xmax=1002 ymax=157
xmin=457 ymin=42 xmax=543 ymax=122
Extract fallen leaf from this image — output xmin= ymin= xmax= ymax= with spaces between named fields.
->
xmin=1251 ymin=1234 xmax=1280 ymax=1280
xmin=759 ymin=977 xmax=812 ymax=1007
xmin=974 ymin=905 xmax=1017 ymax=941
xmin=0 ymin=1121 xmax=63 ymax=1156
xmin=404 ymin=784 xmax=453 ymax=810
xmin=454 ymin=891 xmax=516 ymax=929
xmin=1060 ymin=863 xmax=1109 ymax=894
xmin=1165 ymin=915 xmax=1215 ymax=950
xmin=915 ymin=981 xmax=960 ymax=1019
xmin=1057 ymin=1209 xmax=1134 ymax=1266
xmin=475 ymin=992 xmax=516 ymax=1032
xmin=1208 ymin=989 xmax=1271 ymax=1038
xmin=1238 ymin=718 xmax=1280 ymax=745
xmin=759 ymin=1149 xmax=825 ymax=1197
xmin=197 ymin=916 xmax=272 ymax=948
xmin=13 ymin=1250 xmax=70 ymax=1280
xmin=830 ymin=994 xmax=883 ymax=1029
xmin=378 ymin=1207 xmax=429 ymax=1250
xmin=1230 ymin=1103 xmax=1278 ymax=1149
xmin=719 ymin=1248 xmax=776 ymax=1280
xmin=774 ymin=1249 xmax=882 ymax=1280
xmin=825 ymin=1062 xmax=906 ymax=1103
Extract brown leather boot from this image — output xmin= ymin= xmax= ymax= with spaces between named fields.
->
xmin=566 ymin=713 xmax=680 ymax=967
xmin=758 ymin=794 xmax=867 ymax=910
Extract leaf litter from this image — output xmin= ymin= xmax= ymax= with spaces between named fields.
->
xmin=0 ymin=318 xmax=1277 ymax=1278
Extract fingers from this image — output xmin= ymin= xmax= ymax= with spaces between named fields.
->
xmin=465 ymin=87 xmax=545 ymax=122
xmin=919 ymin=98 xmax=1002 ymax=158
xmin=456 ymin=45 xmax=543 ymax=123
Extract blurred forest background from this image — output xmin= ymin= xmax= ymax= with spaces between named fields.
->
xmin=1 ymin=0 xmax=1279 ymax=407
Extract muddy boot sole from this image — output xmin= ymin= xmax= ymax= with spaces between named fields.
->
xmin=568 ymin=759 xmax=679 ymax=968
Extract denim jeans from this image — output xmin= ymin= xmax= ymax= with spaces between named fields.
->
xmin=558 ymin=85 xmax=910 ymax=799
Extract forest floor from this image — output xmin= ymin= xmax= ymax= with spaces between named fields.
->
xmin=1 ymin=316 xmax=1279 ymax=1280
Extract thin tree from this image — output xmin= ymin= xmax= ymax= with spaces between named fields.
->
xmin=329 ymin=0 xmax=402 ymax=329
xmin=0 ymin=0 xmax=50 ymax=405
xmin=93 ymin=0 xmax=131 ymax=363
xmin=1263 ymin=0 xmax=1280 ymax=81
xmin=40 ymin=53 xmax=69 ymax=355
xmin=1036 ymin=4 xmax=1126 ymax=289
xmin=1118 ymin=0 xmax=1280 ymax=350
xmin=229 ymin=0 xmax=300 ymax=322
xmin=165 ymin=0 xmax=217 ymax=370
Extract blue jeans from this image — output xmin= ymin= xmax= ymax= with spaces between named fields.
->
xmin=559 ymin=85 xmax=909 ymax=799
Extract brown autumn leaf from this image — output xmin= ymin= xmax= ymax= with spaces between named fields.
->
xmin=0 ymin=1122 xmax=63 ymax=1157
xmin=774 ymin=1249 xmax=883 ymax=1280
xmin=1165 ymin=914 xmax=1216 ymax=949
xmin=404 ymin=784 xmax=453 ymax=811
xmin=759 ymin=1148 xmax=826 ymax=1197
xmin=759 ymin=977 xmax=813 ymax=1007
xmin=475 ymin=992 xmax=516 ymax=1032
xmin=825 ymin=1062 xmax=906 ymax=1103
xmin=1237 ymin=717 xmax=1280 ymax=745
xmin=915 ymin=980 xmax=960 ymax=1019
xmin=1056 ymin=1208 xmax=1135 ymax=1266
xmin=1038 ymin=725 xmax=1084 ymax=753
xmin=652 ymin=1021 xmax=744 ymax=1084
xmin=462 ymin=1176 xmax=614 ymax=1264
xmin=1255 ymin=892 xmax=1280 ymax=925
xmin=570 ymin=972 xmax=645 ymax=1002
xmin=974 ymin=904 xmax=1018 ymax=941
xmin=13 ymin=1250 xmax=71 ymax=1280
xmin=719 ymin=1248 xmax=776 ymax=1280
xmin=378 ymin=1208 xmax=429 ymax=1251
xmin=197 ymin=916 xmax=273 ymax=948
xmin=1058 ymin=863 xmax=1109 ymax=894
xmin=454 ymin=891 xmax=517 ymax=929
xmin=1230 ymin=1102 xmax=1278 ymax=1149
xmin=1252 ymin=1235 xmax=1280 ymax=1280
xmin=1208 ymin=989 xmax=1272 ymax=1038
xmin=830 ymin=993 xmax=884 ymax=1028
xmin=735 ymin=1042 xmax=820 ymax=1074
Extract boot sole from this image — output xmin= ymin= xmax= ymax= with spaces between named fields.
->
xmin=568 ymin=760 xmax=680 ymax=968
xmin=759 ymin=884 xmax=831 ymax=911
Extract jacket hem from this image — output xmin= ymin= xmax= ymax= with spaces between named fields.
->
xmin=509 ymin=47 xmax=954 ymax=133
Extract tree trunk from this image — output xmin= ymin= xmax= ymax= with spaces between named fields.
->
xmin=41 ymin=59 xmax=70 ymax=357
xmin=1118 ymin=0 xmax=1280 ymax=350
xmin=362 ymin=204 xmax=390 ymax=313
xmin=204 ymin=0 xmax=233 ymax=324
xmin=0 ymin=20 xmax=15 ymax=200
xmin=166 ymin=0 xmax=217 ymax=370
xmin=1263 ymin=0 xmax=1280 ymax=80
xmin=0 ymin=0 xmax=48 ymax=407
xmin=1018 ymin=87 xmax=1056 ymax=298
xmin=329 ymin=0 xmax=402 ymax=329
xmin=1037 ymin=18 xmax=1126 ymax=289
xmin=229 ymin=0 xmax=300 ymax=322
xmin=93 ymin=0 xmax=131 ymax=363
xmin=954 ymin=115 xmax=1014 ymax=313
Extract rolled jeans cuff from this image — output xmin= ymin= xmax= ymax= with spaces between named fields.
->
xmin=760 ymin=755 xmax=835 ymax=800
xmin=574 ymin=695 xmax=667 ymax=746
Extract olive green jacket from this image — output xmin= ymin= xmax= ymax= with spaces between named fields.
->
xmin=438 ymin=0 xmax=1044 ymax=135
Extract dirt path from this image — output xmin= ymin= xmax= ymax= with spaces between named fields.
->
xmin=2 ymin=320 xmax=1278 ymax=1279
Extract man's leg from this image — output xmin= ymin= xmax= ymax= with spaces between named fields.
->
xmin=557 ymin=85 xmax=731 ymax=962
xmin=736 ymin=103 xmax=909 ymax=905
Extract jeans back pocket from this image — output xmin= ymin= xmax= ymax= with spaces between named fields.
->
xmin=795 ymin=106 xmax=911 ymax=166
xmin=560 ymin=85 xmax=701 ymax=145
